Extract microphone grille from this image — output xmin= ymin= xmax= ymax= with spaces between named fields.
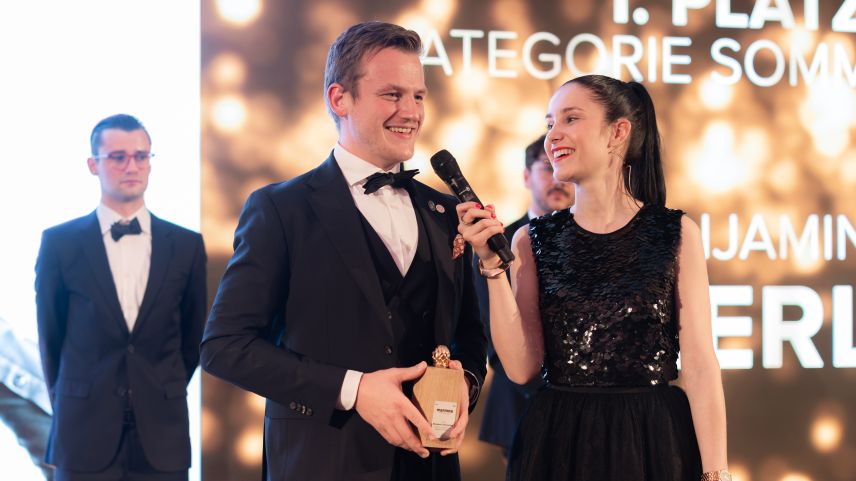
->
xmin=430 ymin=149 xmax=459 ymax=180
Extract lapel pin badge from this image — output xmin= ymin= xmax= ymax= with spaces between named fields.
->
xmin=428 ymin=200 xmax=445 ymax=213
xmin=452 ymin=234 xmax=465 ymax=260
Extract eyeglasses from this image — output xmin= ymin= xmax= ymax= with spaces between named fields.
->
xmin=94 ymin=151 xmax=154 ymax=169
xmin=531 ymin=162 xmax=554 ymax=174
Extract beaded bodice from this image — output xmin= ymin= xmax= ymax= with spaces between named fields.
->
xmin=529 ymin=205 xmax=684 ymax=387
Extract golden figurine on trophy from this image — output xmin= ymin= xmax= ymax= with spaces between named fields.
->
xmin=412 ymin=345 xmax=464 ymax=449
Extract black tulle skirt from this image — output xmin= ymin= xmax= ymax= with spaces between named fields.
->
xmin=507 ymin=384 xmax=702 ymax=481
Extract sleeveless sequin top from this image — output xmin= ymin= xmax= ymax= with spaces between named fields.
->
xmin=529 ymin=205 xmax=685 ymax=387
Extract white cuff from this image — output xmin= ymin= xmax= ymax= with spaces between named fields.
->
xmin=463 ymin=369 xmax=481 ymax=406
xmin=336 ymin=369 xmax=364 ymax=410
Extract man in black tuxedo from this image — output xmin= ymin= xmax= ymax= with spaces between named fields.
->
xmin=35 ymin=114 xmax=207 ymax=481
xmin=475 ymin=135 xmax=573 ymax=458
xmin=201 ymin=21 xmax=486 ymax=481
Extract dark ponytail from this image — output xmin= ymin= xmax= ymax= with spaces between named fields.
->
xmin=565 ymin=75 xmax=666 ymax=207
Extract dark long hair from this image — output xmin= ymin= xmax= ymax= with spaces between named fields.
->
xmin=565 ymin=75 xmax=666 ymax=206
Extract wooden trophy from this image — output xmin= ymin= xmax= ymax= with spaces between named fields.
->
xmin=412 ymin=345 xmax=464 ymax=449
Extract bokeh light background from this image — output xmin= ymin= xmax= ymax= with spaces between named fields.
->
xmin=200 ymin=1 xmax=856 ymax=480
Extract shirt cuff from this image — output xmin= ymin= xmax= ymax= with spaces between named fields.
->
xmin=336 ymin=369 xmax=364 ymax=410
xmin=463 ymin=369 xmax=481 ymax=407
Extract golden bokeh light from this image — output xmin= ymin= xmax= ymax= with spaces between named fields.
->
xmin=800 ymin=80 xmax=855 ymax=158
xmin=735 ymin=128 xmax=768 ymax=178
xmin=236 ymin=426 xmax=264 ymax=466
xmin=408 ymin=145 xmax=433 ymax=178
xmin=398 ymin=0 xmax=456 ymax=37
xmin=841 ymin=151 xmax=856 ymax=186
xmin=811 ymin=415 xmax=844 ymax=453
xmin=437 ymin=113 xmax=485 ymax=169
xmin=200 ymin=406 xmax=222 ymax=451
xmin=215 ymin=0 xmax=262 ymax=26
xmin=699 ymin=75 xmax=734 ymax=110
xmin=691 ymin=122 xmax=745 ymax=193
xmin=494 ymin=140 xmax=530 ymax=219
xmin=767 ymin=159 xmax=798 ymax=195
xmin=211 ymin=95 xmax=248 ymax=133
xmin=514 ymin=104 xmax=548 ymax=136
xmin=729 ymin=463 xmax=751 ymax=481
xmin=786 ymin=26 xmax=817 ymax=54
xmin=246 ymin=391 xmax=266 ymax=416
xmin=208 ymin=53 xmax=247 ymax=89
xmin=781 ymin=473 xmax=813 ymax=481
xmin=422 ymin=0 xmax=456 ymax=24
xmin=453 ymin=64 xmax=490 ymax=96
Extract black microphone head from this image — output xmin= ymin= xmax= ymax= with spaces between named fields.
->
xmin=430 ymin=149 xmax=460 ymax=182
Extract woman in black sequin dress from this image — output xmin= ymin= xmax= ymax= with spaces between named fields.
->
xmin=457 ymin=75 xmax=729 ymax=481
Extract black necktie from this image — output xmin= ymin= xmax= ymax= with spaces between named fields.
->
xmin=362 ymin=169 xmax=419 ymax=194
xmin=111 ymin=218 xmax=142 ymax=241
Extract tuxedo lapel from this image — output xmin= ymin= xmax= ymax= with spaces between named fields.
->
xmin=409 ymin=185 xmax=456 ymax=346
xmin=79 ymin=212 xmax=128 ymax=336
xmin=133 ymin=215 xmax=172 ymax=336
xmin=307 ymin=154 xmax=392 ymax=338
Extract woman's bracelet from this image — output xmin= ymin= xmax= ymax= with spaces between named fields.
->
xmin=701 ymin=470 xmax=732 ymax=481
xmin=478 ymin=258 xmax=511 ymax=278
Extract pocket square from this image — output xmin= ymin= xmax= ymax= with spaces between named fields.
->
xmin=452 ymin=234 xmax=465 ymax=260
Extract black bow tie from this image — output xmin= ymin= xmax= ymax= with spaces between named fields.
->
xmin=362 ymin=169 xmax=419 ymax=194
xmin=110 ymin=218 xmax=142 ymax=241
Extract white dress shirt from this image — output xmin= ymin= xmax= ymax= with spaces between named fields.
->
xmin=332 ymin=144 xmax=420 ymax=410
xmin=334 ymin=144 xmax=419 ymax=276
xmin=96 ymin=204 xmax=152 ymax=332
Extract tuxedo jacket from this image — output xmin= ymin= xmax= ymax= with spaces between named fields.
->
xmin=473 ymin=214 xmax=544 ymax=452
xmin=201 ymin=154 xmax=487 ymax=481
xmin=35 ymin=211 xmax=207 ymax=472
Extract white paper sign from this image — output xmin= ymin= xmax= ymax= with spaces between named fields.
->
xmin=431 ymin=400 xmax=458 ymax=439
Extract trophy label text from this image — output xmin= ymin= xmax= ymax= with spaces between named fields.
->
xmin=431 ymin=400 xmax=458 ymax=439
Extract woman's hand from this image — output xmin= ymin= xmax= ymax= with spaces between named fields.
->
xmin=455 ymin=202 xmax=504 ymax=262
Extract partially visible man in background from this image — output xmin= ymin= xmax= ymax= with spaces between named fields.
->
xmin=475 ymin=134 xmax=574 ymax=458
xmin=36 ymin=114 xmax=206 ymax=481
xmin=0 ymin=315 xmax=53 ymax=480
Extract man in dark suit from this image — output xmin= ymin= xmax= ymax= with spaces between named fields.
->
xmin=475 ymin=135 xmax=573 ymax=458
xmin=35 ymin=114 xmax=207 ymax=481
xmin=200 ymin=22 xmax=487 ymax=481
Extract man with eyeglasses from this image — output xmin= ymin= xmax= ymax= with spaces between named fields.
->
xmin=474 ymin=134 xmax=574 ymax=460
xmin=35 ymin=114 xmax=207 ymax=481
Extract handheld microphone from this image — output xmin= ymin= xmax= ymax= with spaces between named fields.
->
xmin=430 ymin=149 xmax=515 ymax=265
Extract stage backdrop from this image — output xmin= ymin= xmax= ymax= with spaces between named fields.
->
xmin=200 ymin=1 xmax=856 ymax=480
xmin=0 ymin=2 xmax=201 ymax=480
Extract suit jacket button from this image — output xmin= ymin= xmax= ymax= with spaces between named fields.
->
xmin=384 ymin=345 xmax=393 ymax=355
xmin=116 ymin=387 xmax=127 ymax=397
xmin=386 ymin=311 xmax=393 ymax=321
xmin=12 ymin=373 xmax=28 ymax=388
xmin=289 ymin=401 xmax=296 ymax=410
xmin=127 ymin=345 xmax=135 ymax=354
